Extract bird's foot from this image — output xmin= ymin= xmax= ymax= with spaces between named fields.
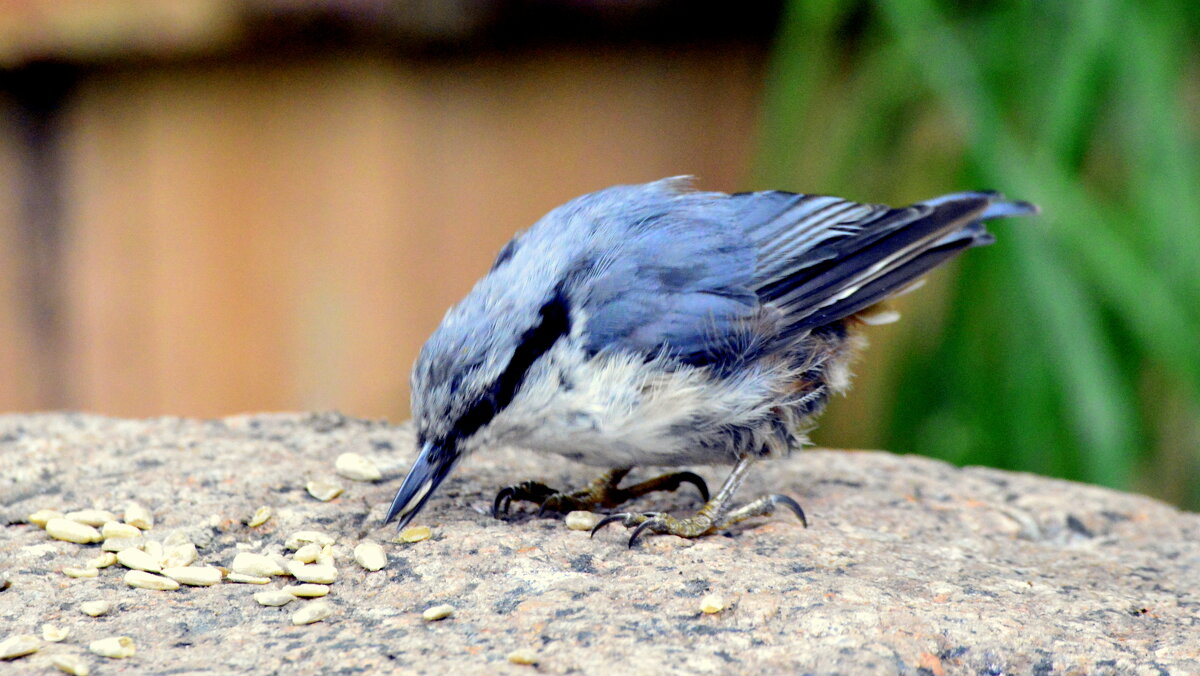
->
xmin=492 ymin=469 xmax=709 ymax=518
xmin=591 ymin=494 xmax=807 ymax=547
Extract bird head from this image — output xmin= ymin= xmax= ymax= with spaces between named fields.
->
xmin=383 ymin=247 xmax=573 ymax=530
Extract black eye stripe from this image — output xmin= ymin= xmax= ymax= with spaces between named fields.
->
xmin=448 ymin=290 xmax=571 ymax=444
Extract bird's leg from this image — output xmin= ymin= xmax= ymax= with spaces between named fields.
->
xmin=492 ymin=468 xmax=710 ymax=518
xmin=591 ymin=456 xmax=807 ymax=547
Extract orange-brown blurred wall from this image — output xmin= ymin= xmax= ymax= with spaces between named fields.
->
xmin=1 ymin=47 xmax=766 ymax=420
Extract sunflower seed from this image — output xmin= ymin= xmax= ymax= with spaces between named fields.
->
xmin=507 ymin=649 xmax=539 ymax=665
xmin=79 ymin=601 xmax=111 ymax=617
xmin=62 ymin=567 xmax=99 ymax=578
xmin=291 ymin=601 xmax=334 ymax=625
xmin=284 ymin=531 xmax=334 ymax=550
xmin=305 ymin=480 xmax=344 ymax=502
xmin=42 ymin=624 xmax=69 ymax=642
xmin=27 ymin=509 xmax=64 ymax=528
xmin=88 ymin=636 xmax=135 ymax=658
xmin=316 ymin=544 xmax=335 ymax=566
xmin=116 ymin=548 xmax=162 ymax=573
xmin=292 ymin=543 xmax=321 ymax=564
xmin=353 ymin=542 xmax=387 ymax=571
xmin=163 ymin=566 xmax=223 ymax=586
xmin=100 ymin=536 xmax=143 ymax=552
xmin=100 ymin=521 xmax=141 ymax=540
xmin=283 ymin=584 xmax=329 ymax=598
xmin=253 ymin=590 xmax=296 ymax=607
xmin=123 ymin=503 xmax=153 ymax=530
xmin=86 ymin=552 xmax=118 ymax=569
xmin=700 ymin=594 xmax=725 ymax=614
xmin=45 ymin=519 xmax=102 ymax=544
xmin=247 ymin=506 xmax=272 ymax=528
xmin=565 ymin=511 xmax=601 ymax=531
xmin=51 ymin=653 xmax=90 ymax=675
xmin=398 ymin=526 xmax=432 ymax=543
xmin=231 ymin=553 xmax=287 ymax=577
xmin=286 ymin=562 xmax=337 ymax=584
xmin=422 ymin=604 xmax=454 ymax=621
xmin=124 ymin=570 xmax=179 ymax=591
xmin=225 ymin=573 xmax=271 ymax=584
xmin=334 ymin=453 xmax=382 ymax=481
xmin=162 ymin=543 xmax=198 ymax=569
xmin=0 ymin=634 xmax=40 ymax=659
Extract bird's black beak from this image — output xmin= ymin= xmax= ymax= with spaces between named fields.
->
xmin=383 ymin=440 xmax=457 ymax=530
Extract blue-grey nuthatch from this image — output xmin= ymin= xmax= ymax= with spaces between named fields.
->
xmin=384 ymin=177 xmax=1037 ymax=545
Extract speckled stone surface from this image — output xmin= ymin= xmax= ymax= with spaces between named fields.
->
xmin=1 ymin=413 xmax=1198 ymax=675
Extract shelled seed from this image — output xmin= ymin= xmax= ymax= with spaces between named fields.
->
xmin=51 ymin=654 xmax=90 ymax=675
xmin=79 ymin=601 xmax=111 ymax=617
xmin=0 ymin=634 xmax=40 ymax=659
xmin=354 ymin=542 xmax=387 ymax=571
xmin=101 ymin=521 xmax=141 ymax=540
xmin=422 ymin=604 xmax=454 ymax=621
xmin=253 ymin=590 xmax=296 ymax=607
xmin=45 ymin=519 xmax=102 ymax=544
xmin=335 ymin=453 xmax=382 ymax=481
xmin=248 ymin=507 xmax=272 ymax=528
xmin=700 ymin=594 xmax=725 ymax=614
xmin=305 ymin=480 xmax=344 ymax=502
xmin=291 ymin=601 xmax=333 ymax=625
xmin=163 ymin=566 xmax=222 ymax=586
xmin=27 ymin=509 xmax=63 ymax=528
xmin=124 ymin=570 xmax=179 ymax=591
xmin=398 ymin=526 xmax=432 ymax=543
xmin=283 ymin=584 xmax=329 ymax=598
xmin=116 ymin=548 xmax=162 ymax=573
xmin=123 ymin=503 xmax=153 ymax=530
xmin=231 ymin=553 xmax=287 ymax=577
xmin=88 ymin=636 xmax=135 ymax=659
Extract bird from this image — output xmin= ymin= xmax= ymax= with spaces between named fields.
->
xmin=383 ymin=176 xmax=1038 ymax=546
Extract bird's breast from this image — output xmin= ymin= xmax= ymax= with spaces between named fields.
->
xmin=490 ymin=342 xmax=799 ymax=466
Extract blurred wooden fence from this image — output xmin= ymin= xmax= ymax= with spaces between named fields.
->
xmin=0 ymin=46 xmax=765 ymax=419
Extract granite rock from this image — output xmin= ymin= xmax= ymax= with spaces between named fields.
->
xmin=1 ymin=413 xmax=1197 ymax=674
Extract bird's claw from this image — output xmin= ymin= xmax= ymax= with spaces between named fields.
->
xmin=588 ymin=512 xmax=676 ymax=547
xmin=493 ymin=470 xmax=710 ymax=521
xmin=492 ymin=488 xmax=513 ymax=518
xmin=590 ymin=512 xmax=660 ymax=546
xmin=492 ymin=481 xmax=557 ymax=518
xmin=628 ymin=516 xmax=668 ymax=548
xmin=589 ymin=493 xmax=808 ymax=547
xmin=764 ymin=494 xmax=808 ymax=528
xmin=657 ymin=471 xmax=710 ymax=503
xmin=535 ymin=492 xmax=587 ymax=517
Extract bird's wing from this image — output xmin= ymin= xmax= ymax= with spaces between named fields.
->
xmin=731 ymin=189 xmax=1036 ymax=338
xmin=577 ymin=188 xmax=762 ymax=368
xmin=576 ymin=181 xmax=1036 ymax=367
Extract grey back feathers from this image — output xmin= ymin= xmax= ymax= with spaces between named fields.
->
xmin=410 ymin=176 xmax=1036 ymax=449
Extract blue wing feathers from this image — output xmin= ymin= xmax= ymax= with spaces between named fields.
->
xmin=572 ymin=179 xmax=1034 ymax=367
xmin=581 ymin=204 xmax=759 ymax=365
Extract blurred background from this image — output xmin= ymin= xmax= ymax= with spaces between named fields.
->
xmin=0 ymin=0 xmax=1197 ymax=507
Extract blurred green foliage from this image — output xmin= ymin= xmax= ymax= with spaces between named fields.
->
xmin=754 ymin=0 xmax=1200 ymax=507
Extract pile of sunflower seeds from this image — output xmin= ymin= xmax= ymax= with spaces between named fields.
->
xmin=3 ymin=451 xmax=454 ymax=671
